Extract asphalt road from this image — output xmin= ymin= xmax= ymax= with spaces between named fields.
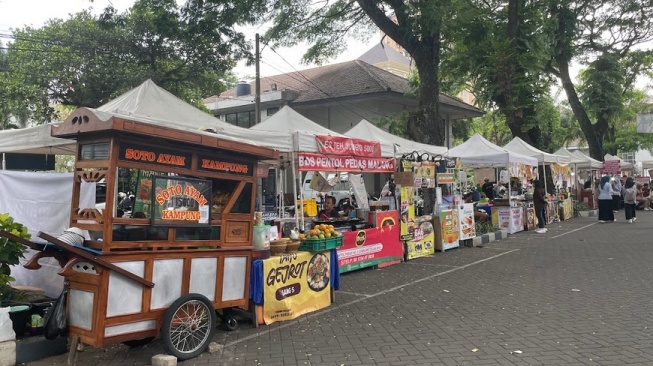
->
xmin=25 ymin=211 xmax=653 ymax=366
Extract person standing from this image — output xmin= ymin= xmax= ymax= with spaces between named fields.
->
xmin=611 ymin=177 xmax=622 ymax=213
xmin=598 ymin=176 xmax=616 ymax=222
xmin=623 ymin=178 xmax=637 ymax=223
xmin=482 ymin=178 xmax=495 ymax=200
xmin=533 ymin=180 xmax=548 ymax=233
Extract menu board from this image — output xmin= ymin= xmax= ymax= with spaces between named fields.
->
xmin=458 ymin=203 xmax=476 ymax=240
xmin=511 ymin=207 xmax=523 ymax=233
xmin=524 ymin=207 xmax=536 ymax=231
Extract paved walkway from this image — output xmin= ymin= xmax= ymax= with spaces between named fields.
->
xmin=25 ymin=210 xmax=653 ymax=365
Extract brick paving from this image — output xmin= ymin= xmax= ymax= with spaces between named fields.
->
xmin=24 ymin=211 xmax=653 ymax=366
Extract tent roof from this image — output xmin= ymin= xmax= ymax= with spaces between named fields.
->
xmin=552 ymin=147 xmax=586 ymax=164
xmin=249 ymin=107 xmax=395 ymax=157
xmin=503 ymin=137 xmax=569 ymax=164
xmin=446 ymin=134 xmax=537 ymax=167
xmin=604 ymin=153 xmax=634 ymax=169
xmin=344 ymin=119 xmax=447 ymax=157
xmin=0 ymin=123 xmax=75 ymax=154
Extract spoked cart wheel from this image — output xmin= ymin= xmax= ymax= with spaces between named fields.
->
xmin=161 ymin=294 xmax=216 ymax=360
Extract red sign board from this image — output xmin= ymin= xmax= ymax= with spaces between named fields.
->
xmin=338 ymin=221 xmax=403 ymax=273
xmin=316 ymin=135 xmax=381 ymax=157
xmin=603 ymin=160 xmax=620 ymax=174
xmin=297 ymin=152 xmax=395 ymax=172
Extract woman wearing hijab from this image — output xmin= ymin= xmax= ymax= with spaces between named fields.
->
xmin=532 ymin=180 xmax=548 ymax=233
xmin=597 ymin=176 xmax=616 ymax=222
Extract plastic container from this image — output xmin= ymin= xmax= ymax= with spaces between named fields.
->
xmin=299 ymin=236 xmax=343 ymax=252
xmin=297 ymin=199 xmax=318 ymax=217
xmin=252 ymin=225 xmax=271 ymax=250
xmin=0 ymin=306 xmax=15 ymax=342
xmin=8 ymin=304 xmax=32 ymax=337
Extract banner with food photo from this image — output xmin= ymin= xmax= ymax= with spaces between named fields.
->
xmin=439 ymin=210 xmax=459 ymax=251
xmin=406 ymin=214 xmax=435 ymax=260
xmin=458 ymin=203 xmax=476 ymax=240
xmin=551 ymin=163 xmax=571 ymax=186
xmin=400 ymin=186 xmax=415 ymax=241
xmin=263 ymin=251 xmax=331 ymax=324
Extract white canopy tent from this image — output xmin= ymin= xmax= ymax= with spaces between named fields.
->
xmin=0 ymin=80 xmax=291 ymax=160
xmin=554 ymin=147 xmax=602 ymax=196
xmin=504 ymin=137 xmax=569 ymax=164
xmin=447 ymin=134 xmax=538 ymax=167
xmin=344 ymin=119 xmax=448 ymax=157
xmin=503 ymin=137 xmax=570 ymax=192
xmin=604 ymin=153 xmax=634 ymax=171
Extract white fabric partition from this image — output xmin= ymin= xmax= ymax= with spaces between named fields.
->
xmin=0 ymin=171 xmax=94 ymax=296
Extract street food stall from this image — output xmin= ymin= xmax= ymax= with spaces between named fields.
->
xmin=446 ymin=134 xmax=538 ymax=234
xmin=0 ymin=101 xmax=279 ymax=360
xmin=296 ymin=135 xmax=403 ymax=273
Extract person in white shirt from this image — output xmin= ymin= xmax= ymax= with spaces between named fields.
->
xmin=598 ymin=176 xmax=616 ymax=222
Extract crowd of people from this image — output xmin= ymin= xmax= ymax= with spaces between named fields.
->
xmin=595 ymin=175 xmax=652 ymax=223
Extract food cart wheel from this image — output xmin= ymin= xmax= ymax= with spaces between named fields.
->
xmin=161 ymin=293 xmax=216 ymax=360
xmin=217 ymin=307 xmax=239 ymax=331
xmin=122 ymin=337 xmax=154 ymax=348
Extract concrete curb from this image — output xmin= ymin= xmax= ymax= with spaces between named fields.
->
xmin=577 ymin=210 xmax=598 ymax=217
xmin=472 ymin=229 xmax=509 ymax=247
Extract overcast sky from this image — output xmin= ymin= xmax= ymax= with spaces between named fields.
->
xmin=0 ymin=0 xmax=376 ymax=79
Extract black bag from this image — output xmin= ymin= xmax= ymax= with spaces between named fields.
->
xmin=43 ymin=288 xmax=68 ymax=340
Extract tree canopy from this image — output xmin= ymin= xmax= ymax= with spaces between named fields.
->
xmin=0 ymin=0 xmax=249 ymax=126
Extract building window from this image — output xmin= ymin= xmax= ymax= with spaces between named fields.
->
xmin=224 ymin=111 xmax=255 ymax=127
xmin=267 ymin=107 xmax=279 ymax=116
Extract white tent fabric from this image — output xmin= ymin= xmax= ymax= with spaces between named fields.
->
xmin=604 ymin=153 xmax=634 ymax=170
xmin=0 ymin=123 xmax=75 ymax=154
xmin=503 ymin=137 xmax=569 ymax=164
xmin=571 ymin=150 xmax=603 ymax=169
xmin=446 ymin=133 xmax=538 ymax=167
xmin=553 ymin=147 xmax=587 ymax=165
xmin=0 ymin=80 xmax=291 ymax=155
xmin=247 ymin=107 xmax=395 ymax=157
xmin=344 ymin=119 xmax=447 ymax=157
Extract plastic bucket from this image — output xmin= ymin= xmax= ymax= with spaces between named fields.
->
xmin=252 ymin=225 xmax=270 ymax=250
xmin=9 ymin=304 xmax=32 ymax=337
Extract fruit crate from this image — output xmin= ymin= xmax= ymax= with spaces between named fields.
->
xmin=299 ymin=236 xmax=343 ymax=252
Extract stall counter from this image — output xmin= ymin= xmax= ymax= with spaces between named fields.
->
xmin=338 ymin=210 xmax=403 ymax=273
xmin=491 ymin=206 xmax=524 ymax=234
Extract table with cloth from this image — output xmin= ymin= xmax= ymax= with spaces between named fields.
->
xmin=250 ymin=249 xmax=340 ymax=325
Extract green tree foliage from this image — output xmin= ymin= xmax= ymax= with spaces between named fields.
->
xmin=548 ymin=0 xmax=653 ymax=159
xmin=440 ymin=0 xmax=555 ymax=150
xmin=1 ymin=0 xmax=246 ymax=125
xmin=241 ymin=0 xmax=454 ymax=146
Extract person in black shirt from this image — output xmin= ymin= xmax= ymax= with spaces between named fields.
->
xmin=318 ymin=196 xmax=340 ymax=219
xmin=481 ymin=177 xmax=495 ymax=200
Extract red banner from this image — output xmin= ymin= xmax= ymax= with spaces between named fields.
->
xmin=297 ymin=152 xmax=395 ymax=172
xmin=316 ymin=135 xmax=381 ymax=157
xmin=338 ymin=222 xmax=403 ymax=273
xmin=602 ymin=160 xmax=620 ymax=174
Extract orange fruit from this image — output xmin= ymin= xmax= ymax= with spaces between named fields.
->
xmin=299 ymin=234 xmax=306 ymax=240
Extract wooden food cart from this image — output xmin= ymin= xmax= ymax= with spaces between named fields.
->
xmin=1 ymin=107 xmax=278 ymax=360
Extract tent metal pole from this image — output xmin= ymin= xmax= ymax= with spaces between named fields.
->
xmin=290 ymin=149 xmax=300 ymax=230
xmin=2 ymin=153 xmax=5 ymax=170
xmin=543 ymin=162 xmax=547 ymax=193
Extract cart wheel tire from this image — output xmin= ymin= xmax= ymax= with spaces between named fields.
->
xmin=224 ymin=317 xmax=238 ymax=331
xmin=122 ymin=337 xmax=154 ymax=348
xmin=161 ymin=294 xmax=216 ymax=360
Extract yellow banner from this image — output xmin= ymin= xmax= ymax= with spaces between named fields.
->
xmin=263 ymin=251 xmax=331 ymax=324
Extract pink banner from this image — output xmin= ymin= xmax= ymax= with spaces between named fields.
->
xmin=603 ymin=160 xmax=620 ymax=174
xmin=316 ymin=135 xmax=381 ymax=157
xmin=297 ymin=152 xmax=395 ymax=172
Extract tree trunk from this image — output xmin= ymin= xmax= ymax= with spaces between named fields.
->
xmin=407 ymin=35 xmax=445 ymax=147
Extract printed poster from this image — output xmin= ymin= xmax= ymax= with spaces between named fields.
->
xmin=400 ymin=186 xmax=415 ymax=241
xmin=458 ymin=203 xmax=476 ymax=240
xmin=511 ymin=207 xmax=524 ymax=233
xmin=438 ymin=210 xmax=459 ymax=251
xmin=405 ymin=214 xmax=435 ymax=260
xmin=263 ymin=251 xmax=331 ymax=324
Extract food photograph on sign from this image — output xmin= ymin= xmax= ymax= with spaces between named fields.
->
xmin=152 ymin=176 xmax=212 ymax=226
